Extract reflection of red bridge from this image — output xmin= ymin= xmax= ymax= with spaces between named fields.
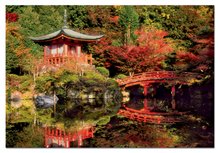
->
xmin=116 ymin=71 xmax=200 ymax=124
xmin=44 ymin=126 xmax=94 ymax=148
xmin=118 ymin=106 xmax=187 ymax=124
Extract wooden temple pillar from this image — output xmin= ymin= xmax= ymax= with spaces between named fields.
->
xmin=171 ymin=85 xmax=176 ymax=110
xmin=64 ymin=44 xmax=68 ymax=56
xmin=76 ymin=46 xmax=81 ymax=57
xmin=44 ymin=46 xmax=46 ymax=64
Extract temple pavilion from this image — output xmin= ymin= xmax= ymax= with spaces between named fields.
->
xmin=30 ymin=10 xmax=104 ymax=67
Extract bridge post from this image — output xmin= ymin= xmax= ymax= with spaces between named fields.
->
xmin=143 ymin=98 xmax=150 ymax=112
xmin=171 ymin=85 xmax=176 ymax=110
xmin=142 ymin=83 xmax=149 ymax=97
xmin=140 ymin=83 xmax=151 ymax=112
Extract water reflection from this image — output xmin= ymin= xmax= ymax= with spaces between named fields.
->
xmin=125 ymin=97 xmax=170 ymax=113
xmin=57 ymin=98 xmax=121 ymax=120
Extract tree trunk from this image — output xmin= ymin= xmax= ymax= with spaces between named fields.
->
xmin=53 ymin=91 xmax=56 ymax=115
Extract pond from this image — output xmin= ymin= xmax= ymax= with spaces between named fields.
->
xmin=6 ymin=81 xmax=214 ymax=148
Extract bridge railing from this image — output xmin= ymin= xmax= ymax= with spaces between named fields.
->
xmin=116 ymin=71 xmax=202 ymax=86
xmin=117 ymin=71 xmax=177 ymax=85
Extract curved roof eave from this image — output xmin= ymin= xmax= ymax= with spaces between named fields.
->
xmin=29 ymin=28 xmax=104 ymax=42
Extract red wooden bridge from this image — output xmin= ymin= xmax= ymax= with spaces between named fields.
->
xmin=116 ymin=71 xmax=200 ymax=89
xmin=44 ymin=126 xmax=94 ymax=148
xmin=116 ymin=71 xmax=201 ymax=124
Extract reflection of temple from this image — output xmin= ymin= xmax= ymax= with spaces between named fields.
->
xmin=30 ymin=10 xmax=103 ymax=67
xmin=30 ymin=10 xmax=101 ymax=148
xmin=44 ymin=126 xmax=94 ymax=148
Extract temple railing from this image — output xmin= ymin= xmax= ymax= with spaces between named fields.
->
xmin=44 ymin=126 xmax=95 ymax=148
xmin=44 ymin=53 xmax=93 ymax=65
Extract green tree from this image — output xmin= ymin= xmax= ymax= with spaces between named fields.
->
xmin=136 ymin=6 xmax=213 ymax=43
xmin=119 ymin=6 xmax=139 ymax=45
xmin=67 ymin=6 xmax=89 ymax=29
xmin=6 ymin=22 xmax=20 ymax=73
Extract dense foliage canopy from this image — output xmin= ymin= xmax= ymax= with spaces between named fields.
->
xmin=5 ymin=6 xmax=214 ymax=148
xmin=6 ymin=5 xmax=214 ymax=77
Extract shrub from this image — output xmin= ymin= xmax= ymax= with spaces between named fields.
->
xmin=6 ymin=74 xmax=33 ymax=92
xmin=15 ymin=125 xmax=44 ymax=147
xmin=115 ymin=74 xmax=127 ymax=79
xmin=96 ymin=67 xmax=110 ymax=77
xmin=96 ymin=116 xmax=111 ymax=126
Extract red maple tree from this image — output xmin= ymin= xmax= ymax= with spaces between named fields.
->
xmin=93 ymin=28 xmax=174 ymax=75
xmin=6 ymin=12 xmax=18 ymax=22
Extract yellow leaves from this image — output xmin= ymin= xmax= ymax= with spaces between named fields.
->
xmin=186 ymin=78 xmax=203 ymax=86
xmin=197 ymin=6 xmax=212 ymax=17
xmin=55 ymin=122 xmax=65 ymax=130
xmin=15 ymin=47 xmax=30 ymax=57
xmin=6 ymin=21 xmax=34 ymax=74
xmin=161 ymin=13 xmax=170 ymax=19
xmin=6 ymin=22 xmax=21 ymax=39
xmin=162 ymin=12 xmax=166 ymax=17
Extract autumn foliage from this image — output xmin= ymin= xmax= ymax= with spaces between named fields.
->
xmin=6 ymin=13 xmax=18 ymax=22
xmin=93 ymin=28 xmax=174 ymax=74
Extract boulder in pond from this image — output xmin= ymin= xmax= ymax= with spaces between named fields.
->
xmin=10 ymin=91 xmax=22 ymax=108
xmin=11 ymin=91 xmax=22 ymax=102
xmin=35 ymin=95 xmax=58 ymax=108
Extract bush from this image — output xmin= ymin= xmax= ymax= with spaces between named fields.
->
xmin=20 ymin=79 xmax=32 ymax=92
xmin=6 ymin=74 xmax=33 ymax=92
xmin=115 ymin=74 xmax=127 ymax=79
xmin=96 ymin=116 xmax=111 ymax=126
xmin=96 ymin=67 xmax=110 ymax=77
xmin=35 ymin=75 xmax=55 ymax=93
xmin=15 ymin=125 xmax=44 ymax=147
xmin=83 ymin=71 xmax=105 ymax=80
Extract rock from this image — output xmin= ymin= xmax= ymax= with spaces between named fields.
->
xmin=11 ymin=91 xmax=22 ymax=102
xmin=35 ymin=95 xmax=59 ymax=108
xmin=10 ymin=91 xmax=22 ymax=108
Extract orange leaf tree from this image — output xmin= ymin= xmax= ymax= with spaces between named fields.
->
xmin=93 ymin=27 xmax=174 ymax=75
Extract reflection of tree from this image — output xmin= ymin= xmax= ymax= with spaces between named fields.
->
xmin=61 ymin=99 xmax=120 ymax=124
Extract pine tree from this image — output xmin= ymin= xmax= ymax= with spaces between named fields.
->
xmin=119 ymin=6 xmax=139 ymax=45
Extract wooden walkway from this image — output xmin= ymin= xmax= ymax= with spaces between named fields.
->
xmin=116 ymin=71 xmax=200 ymax=88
